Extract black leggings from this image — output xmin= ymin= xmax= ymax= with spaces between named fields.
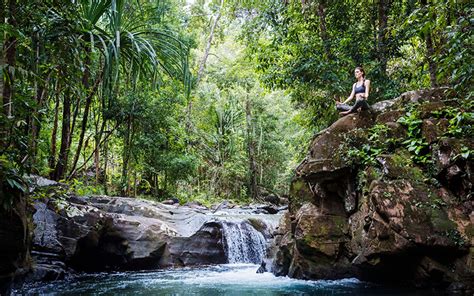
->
xmin=336 ymin=99 xmax=369 ymax=113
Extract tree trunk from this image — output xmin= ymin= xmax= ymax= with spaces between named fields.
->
xmin=49 ymin=84 xmax=61 ymax=175
xmin=420 ymin=0 xmax=438 ymax=87
xmin=245 ymin=96 xmax=258 ymax=200
xmin=29 ymin=76 xmax=49 ymax=170
xmin=377 ymin=0 xmax=390 ymax=77
xmin=68 ymin=96 xmax=81 ymax=151
xmin=196 ymin=0 xmax=224 ymax=85
xmin=29 ymin=35 xmax=52 ymax=169
xmin=103 ymin=127 xmax=109 ymax=195
xmin=121 ymin=116 xmax=132 ymax=196
xmin=94 ymin=133 xmax=100 ymax=184
xmin=133 ymin=171 xmax=137 ymax=197
xmin=2 ymin=0 xmax=17 ymax=118
xmin=187 ymin=0 xmax=224 ymax=130
xmin=425 ymin=32 xmax=438 ymax=87
xmin=69 ymin=49 xmax=102 ymax=177
xmin=316 ymin=1 xmax=331 ymax=58
xmin=52 ymin=90 xmax=72 ymax=180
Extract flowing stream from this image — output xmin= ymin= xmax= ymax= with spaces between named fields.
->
xmin=15 ymin=207 xmax=442 ymax=295
xmin=17 ymin=264 xmax=441 ymax=296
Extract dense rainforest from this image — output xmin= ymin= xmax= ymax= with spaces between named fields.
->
xmin=1 ymin=0 xmax=472 ymax=205
xmin=1 ymin=0 xmax=473 ymax=295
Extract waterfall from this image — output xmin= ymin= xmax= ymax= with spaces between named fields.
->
xmin=220 ymin=221 xmax=267 ymax=264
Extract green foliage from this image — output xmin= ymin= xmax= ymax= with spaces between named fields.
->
xmin=431 ymin=106 xmax=474 ymax=138
xmin=456 ymin=145 xmax=473 ymax=161
xmin=1 ymin=0 xmax=471 ymax=208
xmin=397 ymin=107 xmax=431 ymax=164
xmin=342 ymin=124 xmax=392 ymax=167
xmin=240 ymin=0 xmax=472 ymax=133
xmin=414 ymin=199 xmax=447 ymax=210
xmin=435 ymin=4 xmax=474 ymax=96
xmin=0 ymin=156 xmax=27 ymax=210
xmin=67 ymin=179 xmax=105 ymax=196
xmin=443 ymin=229 xmax=468 ymax=248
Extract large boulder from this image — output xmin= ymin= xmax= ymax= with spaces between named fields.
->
xmin=0 ymin=191 xmax=31 ymax=295
xmin=296 ymin=111 xmax=374 ymax=180
xmin=272 ymin=88 xmax=473 ymax=293
xmin=27 ymin=195 xmax=228 ymax=277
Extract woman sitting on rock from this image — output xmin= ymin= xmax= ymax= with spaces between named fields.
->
xmin=336 ymin=66 xmax=371 ymax=115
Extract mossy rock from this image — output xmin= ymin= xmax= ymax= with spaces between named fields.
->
xmin=289 ymin=177 xmax=315 ymax=212
xmin=292 ymin=203 xmax=349 ymax=258
xmin=430 ymin=207 xmax=457 ymax=233
xmin=431 ymin=138 xmax=473 ymax=175
xmin=376 ymin=110 xmax=405 ymax=124
xmin=384 ymin=122 xmax=407 ymax=141
xmin=422 ymin=118 xmax=449 ymax=144
xmin=369 ymin=179 xmax=465 ymax=248
xmin=376 ymin=149 xmax=425 ymax=181
xmin=418 ymin=101 xmax=446 ymax=118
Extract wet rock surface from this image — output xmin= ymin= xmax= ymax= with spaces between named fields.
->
xmin=272 ymin=88 xmax=473 ymax=293
xmin=24 ymin=193 xmax=284 ymax=284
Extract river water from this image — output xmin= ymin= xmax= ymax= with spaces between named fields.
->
xmin=16 ymin=263 xmax=441 ymax=296
xmin=15 ymin=207 xmax=445 ymax=295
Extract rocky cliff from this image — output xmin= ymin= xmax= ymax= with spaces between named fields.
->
xmin=271 ymin=88 xmax=473 ymax=293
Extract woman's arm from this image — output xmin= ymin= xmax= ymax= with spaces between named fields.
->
xmin=343 ymin=84 xmax=355 ymax=104
xmin=364 ymin=80 xmax=370 ymax=99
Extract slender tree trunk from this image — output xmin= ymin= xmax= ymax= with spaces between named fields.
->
xmin=29 ymin=33 xmax=41 ymax=168
xmin=420 ymin=0 xmax=438 ymax=87
xmin=92 ymin=106 xmax=106 ymax=184
xmin=187 ymin=0 xmax=224 ymax=129
xmin=0 ymin=0 xmax=6 ymax=150
xmin=103 ymin=128 xmax=109 ymax=195
xmin=29 ymin=75 xmax=49 ymax=170
xmin=121 ymin=116 xmax=132 ymax=195
xmin=377 ymin=0 xmax=390 ymax=77
xmin=68 ymin=95 xmax=81 ymax=150
xmin=164 ymin=170 xmax=168 ymax=193
xmin=196 ymin=0 xmax=223 ymax=85
xmin=425 ymin=32 xmax=438 ymax=87
xmin=69 ymin=49 xmax=102 ymax=177
xmin=52 ymin=90 xmax=72 ymax=180
xmin=49 ymin=83 xmax=61 ymax=174
xmin=316 ymin=0 xmax=331 ymax=58
xmin=3 ymin=0 xmax=17 ymax=118
xmin=133 ymin=171 xmax=137 ymax=197
xmin=245 ymin=96 xmax=258 ymax=200
xmin=94 ymin=133 xmax=100 ymax=183
xmin=69 ymin=120 xmax=116 ymax=178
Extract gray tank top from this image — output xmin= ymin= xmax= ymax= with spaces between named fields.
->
xmin=354 ymin=80 xmax=366 ymax=95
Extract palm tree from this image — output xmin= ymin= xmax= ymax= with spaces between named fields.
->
xmin=44 ymin=0 xmax=191 ymax=180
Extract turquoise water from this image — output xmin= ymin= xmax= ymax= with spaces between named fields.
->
xmin=17 ymin=264 xmax=441 ymax=295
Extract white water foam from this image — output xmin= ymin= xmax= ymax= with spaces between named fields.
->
xmin=220 ymin=222 xmax=267 ymax=264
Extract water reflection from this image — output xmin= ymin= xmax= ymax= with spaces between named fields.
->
xmin=17 ymin=264 xmax=442 ymax=296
